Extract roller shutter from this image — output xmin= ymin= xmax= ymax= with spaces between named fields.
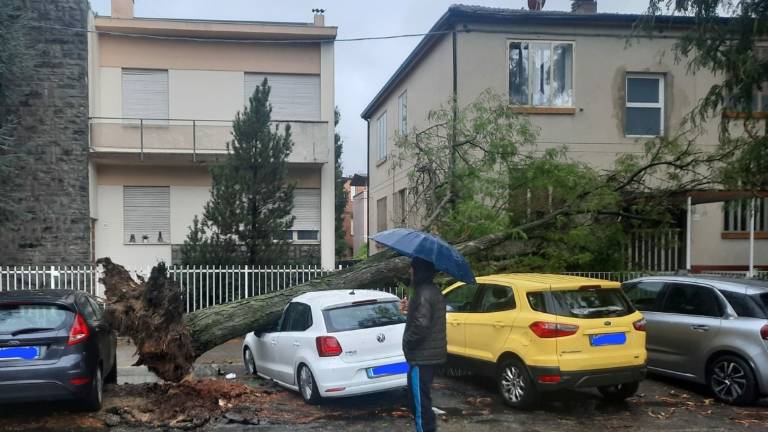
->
xmin=244 ymin=73 xmax=320 ymax=121
xmin=122 ymin=69 xmax=169 ymax=120
xmin=291 ymin=189 xmax=321 ymax=231
xmin=123 ymin=186 xmax=170 ymax=244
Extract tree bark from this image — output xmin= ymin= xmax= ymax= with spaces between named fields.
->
xmin=98 ymin=229 xmax=525 ymax=382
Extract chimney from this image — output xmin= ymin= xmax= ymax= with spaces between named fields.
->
xmin=112 ymin=0 xmax=134 ymax=19
xmin=312 ymin=8 xmax=325 ymax=26
xmin=571 ymin=0 xmax=597 ymax=14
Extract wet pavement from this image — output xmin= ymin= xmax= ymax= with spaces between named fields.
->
xmin=0 ymin=338 xmax=766 ymax=431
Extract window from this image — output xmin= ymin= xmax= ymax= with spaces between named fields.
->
xmin=509 ymin=41 xmax=573 ymax=107
xmin=398 ymin=91 xmax=407 ymax=134
xmin=278 ymin=302 xmax=313 ymax=332
xmin=478 ymin=285 xmax=516 ymax=313
xmin=719 ymin=290 xmax=767 ymax=319
xmin=244 ymin=73 xmax=320 ymax=121
xmin=376 ymin=197 xmax=387 ymax=232
xmin=122 ymin=69 xmax=169 ymax=120
xmin=323 ymin=301 xmax=405 ymax=333
xmin=625 ymin=74 xmax=665 ymax=136
xmin=0 ymin=305 xmax=71 ymax=334
xmin=393 ymin=188 xmax=406 ymax=227
xmin=661 ymin=283 xmax=723 ymax=317
xmin=723 ymin=198 xmax=768 ymax=233
xmin=123 ymin=186 xmax=170 ymax=245
xmin=76 ymin=296 xmax=97 ymax=324
xmin=623 ymin=281 xmax=665 ymax=312
xmin=548 ymin=288 xmax=634 ymax=318
xmin=287 ymin=189 xmax=320 ymax=242
xmin=377 ymin=112 xmax=388 ymax=161
xmin=444 ymin=284 xmax=481 ymax=312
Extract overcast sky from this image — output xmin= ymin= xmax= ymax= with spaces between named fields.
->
xmin=91 ymin=0 xmax=653 ymax=175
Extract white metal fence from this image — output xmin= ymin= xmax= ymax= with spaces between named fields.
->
xmin=2 ymin=265 xmax=767 ymax=313
xmin=0 ymin=266 xmax=99 ymax=296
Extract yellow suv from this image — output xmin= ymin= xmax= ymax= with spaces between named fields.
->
xmin=443 ymin=274 xmax=646 ymax=409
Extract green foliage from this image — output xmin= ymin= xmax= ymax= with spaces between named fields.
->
xmin=183 ymin=78 xmax=295 ymax=265
xmin=334 ymin=109 xmax=350 ymax=258
xmin=353 ymin=243 xmax=368 ymax=260
xmin=643 ymin=1 xmax=768 ymax=189
xmin=396 ymin=91 xmax=695 ymax=274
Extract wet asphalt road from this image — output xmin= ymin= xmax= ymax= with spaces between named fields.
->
xmin=1 ymin=339 xmax=766 ymax=431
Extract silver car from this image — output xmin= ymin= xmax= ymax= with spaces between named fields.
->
xmin=622 ymin=276 xmax=768 ymax=405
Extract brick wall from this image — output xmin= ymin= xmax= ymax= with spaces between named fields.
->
xmin=0 ymin=0 xmax=91 ymax=265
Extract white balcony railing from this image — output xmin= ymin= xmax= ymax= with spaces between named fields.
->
xmin=89 ymin=117 xmax=330 ymax=164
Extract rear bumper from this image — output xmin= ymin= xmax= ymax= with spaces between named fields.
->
xmin=311 ymin=356 xmax=408 ymax=398
xmin=529 ymin=364 xmax=646 ymax=392
xmin=0 ymin=354 xmax=91 ymax=404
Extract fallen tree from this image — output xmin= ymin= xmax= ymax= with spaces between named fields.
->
xmin=98 ymin=229 xmax=529 ymax=382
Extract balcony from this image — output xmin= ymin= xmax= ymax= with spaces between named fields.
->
xmin=89 ymin=117 xmax=330 ymax=164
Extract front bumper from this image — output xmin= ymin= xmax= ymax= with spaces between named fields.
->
xmin=529 ymin=364 xmax=646 ymax=392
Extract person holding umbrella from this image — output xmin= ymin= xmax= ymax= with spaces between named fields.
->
xmin=372 ymin=228 xmax=476 ymax=432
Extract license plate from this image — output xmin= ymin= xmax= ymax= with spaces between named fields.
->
xmin=366 ymin=361 xmax=409 ymax=378
xmin=0 ymin=346 xmax=39 ymax=360
xmin=590 ymin=333 xmax=626 ymax=347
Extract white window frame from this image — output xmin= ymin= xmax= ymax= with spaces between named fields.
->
xmin=625 ymin=73 xmax=665 ymax=138
xmin=507 ymin=39 xmax=575 ymax=108
xmin=398 ymin=91 xmax=407 ymax=134
xmin=377 ymin=111 xmax=388 ymax=162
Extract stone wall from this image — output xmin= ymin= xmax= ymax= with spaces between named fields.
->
xmin=0 ymin=0 xmax=91 ymax=265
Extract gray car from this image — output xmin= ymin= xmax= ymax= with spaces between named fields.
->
xmin=622 ymin=276 xmax=768 ymax=405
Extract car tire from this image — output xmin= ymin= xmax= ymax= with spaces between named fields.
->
xmin=105 ymin=361 xmax=117 ymax=384
xmin=598 ymin=381 xmax=640 ymax=402
xmin=708 ymin=355 xmax=759 ymax=406
xmin=81 ymin=366 xmax=103 ymax=412
xmin=243 ymin=347 xmax=257 ymax=375
xmin=298 ymin=364 xmax=321 ymax=405
xmin=497 ymin=358 xmax=539 ymax=410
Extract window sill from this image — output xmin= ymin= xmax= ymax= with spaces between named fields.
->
xmin=509 ymin=106 xmax=577 ymax=115
xmin=375 ymin=157 xmax=388 ymax=167
xmin=124 ymin=242 xmax=170 ymax=246
xmin=722 ymin=111 xmax=768 ymax=120
xmin=721 ymin=232 xmax=768 ymax=240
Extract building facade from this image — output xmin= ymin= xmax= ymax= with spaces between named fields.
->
xmin=89 ymin=0 xmax=337 ymax=269
xmin=361 ymin=2 xmax=765 ymax=271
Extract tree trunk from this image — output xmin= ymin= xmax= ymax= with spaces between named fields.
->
xmin=98 ymin=230 xmax=521 ymax=382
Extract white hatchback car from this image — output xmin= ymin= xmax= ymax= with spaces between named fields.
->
xmin=242 ymin=289 xmax=408 ymax=404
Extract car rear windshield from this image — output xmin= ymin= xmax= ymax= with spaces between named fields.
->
xmin=323 ymin=301 xmax=406 ymax=333
xmin=527 ymin=288 xmax=634 ymax=319
xmin=0 ymin=304 xmax=72 ymax=335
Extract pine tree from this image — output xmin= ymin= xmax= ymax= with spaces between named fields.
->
xmin=334 ymin=109 xmax=350 ymax=258
xmin=187 ymin=78 xmax=295 ymax=265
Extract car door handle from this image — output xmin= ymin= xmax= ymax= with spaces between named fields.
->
xmin=691 ymin=325 xmax=710 ymax=332
xmin=292 ymin=342 xmax=300 ymax=347
xmin=270 ymin=339 xmax=277 ymax=345
xmin=493 ymin=322 xmax=505 ymax=329
xmin=449 ymin=320 xmax=461 ymax=327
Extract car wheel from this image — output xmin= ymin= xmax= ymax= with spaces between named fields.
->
xmin=105 ymin=361 xmax=117 ymax=384
xmin=497 ymin=358 xmax=539 ymax=410
xmin=298 ymin=364 xmax=321 ymax=405
xmin=82 ymin=366 xmax=103 ymax=412
xmin=243 ymin=347 xmax=257 ymax=375
xmin=708 ymin=355 xmax=758 ymax=405
xmin=598 ymin=381 xmax=640 ymax=402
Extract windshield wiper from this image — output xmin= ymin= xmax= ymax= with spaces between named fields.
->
xmin=10 ymin=327 xmax=56 ymax=336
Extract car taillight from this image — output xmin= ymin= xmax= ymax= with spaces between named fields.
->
xmin=761 ymin=324 xmax=768 ymax=341
xmin=316 ymin=336 xmax=342 ymax=357
xmin=529 ymin=321 xmax=578 ymax=338
xmin=67 ymin=313 xmax=89 ymax=346
xmin=633 ymin=318 xmax=647 ymax=332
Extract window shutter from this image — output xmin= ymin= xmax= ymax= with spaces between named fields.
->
xmin=291 ymin=189 xmax=321 ymax=231
xmin=244 ymin=73 xmax=321 ymax=121
xmin=123 ymin=186 xmax=170 ymax=244
xmin=122 ymin=69 xmax=169 ymax=119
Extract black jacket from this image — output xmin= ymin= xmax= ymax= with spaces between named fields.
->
xmin=403 ymin=280 xmax=447 ymax=365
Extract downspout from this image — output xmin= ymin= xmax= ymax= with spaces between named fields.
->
xmin=448 ymin=24 xmax=459 ymax=213
xmin=366 ymin=119 xmax=371 ymax=257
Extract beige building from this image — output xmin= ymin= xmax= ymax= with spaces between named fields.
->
xmin=88 ymin=0 xmax=337 ymax=269
xmin=361 ymin=1 xmax=766 ymax=272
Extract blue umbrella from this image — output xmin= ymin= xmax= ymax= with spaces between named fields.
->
xmin=372 ymin=228 xmax=476 ymax=284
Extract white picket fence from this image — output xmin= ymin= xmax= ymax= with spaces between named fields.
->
xmin=0 ymin=265 xmax=99 ymax=297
